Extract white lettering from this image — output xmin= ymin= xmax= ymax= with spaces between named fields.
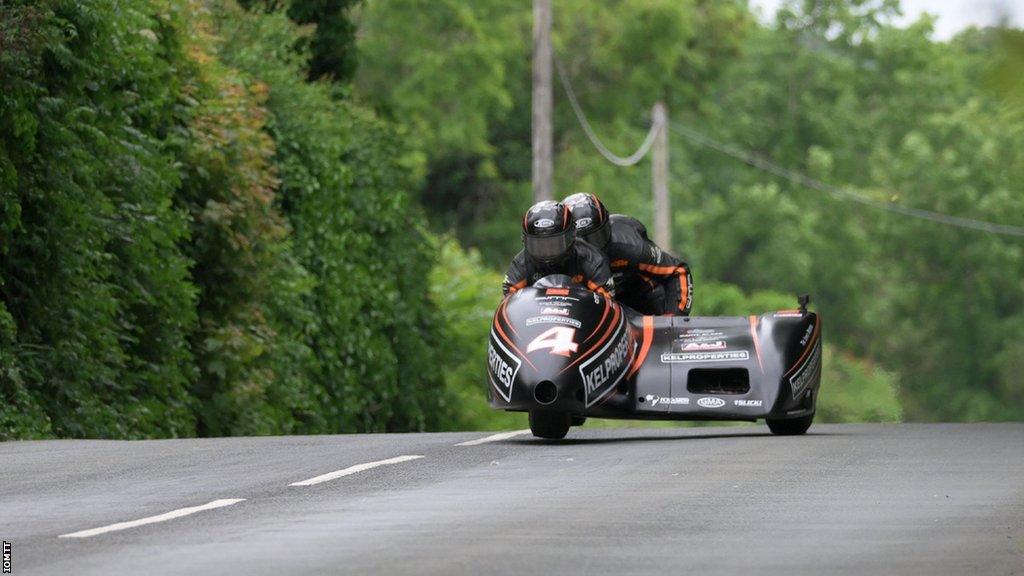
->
xmin=582 ymin=335 xmax=631 ymax=395
xmin=661 ymin=351 xmax=750 ymax=363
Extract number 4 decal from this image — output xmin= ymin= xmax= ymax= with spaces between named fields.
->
xmin=527 ymin=327 xmax=579 ymax=357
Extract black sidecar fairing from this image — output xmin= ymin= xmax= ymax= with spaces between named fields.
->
xmin=487 ymin=277 xmax=821 ymax=423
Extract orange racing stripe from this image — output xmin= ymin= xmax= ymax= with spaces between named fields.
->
xmin=627 ymin=315 xmax=654 ymax=379
xmin=501 ymin=298 xmax=518 ymax=338
xmin=637 ymin=263 xmax=679 ymax=276
xmin=783 ymin=315 xmax=821 ymax=377
xmin=559 ymin=304 xmax=621 ymax=375
xmin=493 ymin=315 xmax=536 ymax=370
xmin=748 ymin=315 xmax=764 ymax=373
xmin=678 ymin=272 xmax=690 ymax=313
xmin=586 ymin=296 xmax=611 ymax=342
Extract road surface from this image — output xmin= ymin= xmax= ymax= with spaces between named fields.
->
xmin=1 ymin=423 xmax=1022 ymax=575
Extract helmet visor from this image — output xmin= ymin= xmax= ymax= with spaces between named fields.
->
xmin=581 ymin=220 xmax=611 ymax=249
xmin=524 ymin=229 xmax=574 ymax=263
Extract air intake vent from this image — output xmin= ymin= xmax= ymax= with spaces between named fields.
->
xmin=687 ymin=368 xmax=750 ymax=395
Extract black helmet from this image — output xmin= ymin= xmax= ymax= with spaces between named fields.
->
xmin=522 ymin=200 xmax=575 ymax=264
xmin=564 ymin=192 xmax=611 ymax=249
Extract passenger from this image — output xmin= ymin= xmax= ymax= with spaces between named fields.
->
xmin=564 ymin=192 xmax=692 ymax=315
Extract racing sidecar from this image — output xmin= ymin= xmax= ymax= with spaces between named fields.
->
xmin=487 ymin=275 xmax=822 ymax=439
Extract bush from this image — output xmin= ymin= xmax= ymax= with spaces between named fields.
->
xmin=817 ymin=347 xmax=901 ymax=423
xmin=176 ymin=2 xmax=324 ymax=436
xmin=212 ymin=3 xmax=450 ymax=432
xmin=0 ymin=0 xmax=198 ymax=438
xmin=0 ymin=0 xmax=457 ymax=439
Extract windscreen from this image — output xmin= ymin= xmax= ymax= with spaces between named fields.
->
xmin=525 ymin=230 xmax=573 ymax=262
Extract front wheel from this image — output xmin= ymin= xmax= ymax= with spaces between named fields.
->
xmin=529 ymin=410 xmax=571 ymax=439
xmin=766 ymin=411 xmax=814 ymax=435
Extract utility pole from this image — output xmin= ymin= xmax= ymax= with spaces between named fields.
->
xmin=532 ymin=0 xmax=553 ymax=202
xmin=651 ymin=102 xmax=671 ymax=250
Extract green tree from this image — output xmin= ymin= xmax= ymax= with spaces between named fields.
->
xmin=177 ymin=4 xmax=323 ymax=435
xmin=0 ymin=0 xmax=198 ymax=437
xmin=214 ymin=2 xmax=450 ymax=431
xmin=239 ymin=0 xmax=363 ymax=82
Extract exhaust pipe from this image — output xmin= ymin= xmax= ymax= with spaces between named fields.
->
xmin=534 ymin=380 xmax=558 ymax=405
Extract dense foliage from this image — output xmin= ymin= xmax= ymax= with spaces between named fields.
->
xmin=177 ymin=3 xmax=322 ymax=436
xmin=214 ymin=3 xmax=448 ymax=431
xmin=0 ymin=0 xmax=447 ymax=438
xmin=1 ymin=1 xmax=198 ymax=438
xmin=238 ymin=0 xmax=362 ymax=83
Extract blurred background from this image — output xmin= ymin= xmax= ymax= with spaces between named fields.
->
xmin=1 ymin=0 xmax=1021 ymax=439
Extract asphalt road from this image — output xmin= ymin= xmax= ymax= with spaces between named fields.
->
xmin=1 ymin=423 xmax=1022 ymax=575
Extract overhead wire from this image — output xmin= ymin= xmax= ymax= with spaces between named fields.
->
xmin=668 ymin=121 xmax=1024 ymax=238
xmin=554 ymin=54 xmax=663 ymax=167
xmin=555 ymin=45 xmax=1023 ymax=238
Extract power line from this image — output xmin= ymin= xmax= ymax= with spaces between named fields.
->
xmin=669 ymin=121 xmax=1024 ymax=238
xmin=554 ymin=54 xmax=663 ymax=167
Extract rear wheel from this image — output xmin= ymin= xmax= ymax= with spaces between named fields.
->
xmin=529 ymin=410 xmax=571 ymax=439
xmin=766 ymin=411 xmax=814 ymax=435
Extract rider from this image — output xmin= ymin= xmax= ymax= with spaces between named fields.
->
xmin=502 ymin=200 xmax=615 ymax=298
xmin=563 ymin=192 xmax=692 ymax=315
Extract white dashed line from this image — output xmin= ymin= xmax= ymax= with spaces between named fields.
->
xmin=455 ymin=429 xmax=531 ymax=446
xmin=59 ymin=499 xmax=245 ymax=539
xmin=289 ymin=455 xmax=424 ymax=486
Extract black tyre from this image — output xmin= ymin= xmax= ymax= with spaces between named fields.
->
xmin=766 ymin=411 xmax=814 ymax=435
xmin=529 ymin=410 xmax=571 ymax=439
xmin=570 ymin=415 xmax=587 ymax=426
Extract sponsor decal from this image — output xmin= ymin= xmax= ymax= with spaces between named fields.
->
xmin=683 ymin=329 xmax=720 ymax=336
xmin=536 ymin=295 xmax=580 ymax=303
xmin=679 ymin=329 xmax=728 ymax=345
xmin=575 ymin=217 xmax=593 ymax=229
xmin=535 ymin=218 xmax=555 ymax=228
xmin=734 ymin=399 xmax=763 ymax=407
xmin=593 ymin=292 xmax=601 ymax=304
xmin=773 ymin=311 xmax=803 ymax=318
xmin=682 ymin=340 xmax=727 ymax=351
xmin=541 ymin=307 xmax=570 ymax=316
xmin=543 ymin=288 xmax=570 ymax=296
xmin=650 ymin=245 xmax=662 ymax=263
xmin=526 ymin=316 xmax=582 ymax=328
xmin=661 ymin=350 xmax=750 ymax=363
xmin=697 ymin=397 xmax=726 ymax=408
xmin=800 ymin=324 xmax=815 ymax=346
xmin=487 ymin=332 xmax=521 ymax=402
xmin=789 ymin=339 xmax=822 ymax=396
xmin=578 ymin=317 xmax=632 ymax=407
xmin=645 ymin=394 xmax=689 ymax=407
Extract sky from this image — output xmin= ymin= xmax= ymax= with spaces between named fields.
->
xmin=749 ymin=0 xmax=1024 ymax=40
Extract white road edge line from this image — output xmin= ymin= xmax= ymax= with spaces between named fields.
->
xmin=455 ymin=429 xmax=531 ymax=446
xmin=289 ymin=455 xmax=424 ymax=487
xmin=58 ymin=498 xmax=245 ymax=539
